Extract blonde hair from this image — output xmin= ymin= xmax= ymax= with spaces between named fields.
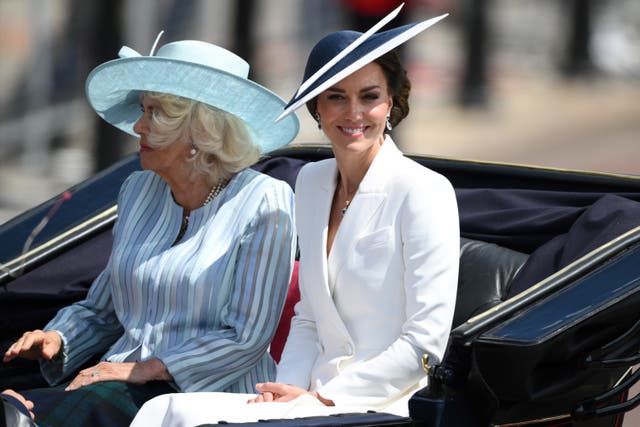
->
xmin=142 ymin=91 xmax=261 ymax=185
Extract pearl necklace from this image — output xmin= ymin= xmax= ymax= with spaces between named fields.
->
xmin=203 ymin=181 xmax=227 ymax=206
xmin=174 ymin=180 xmax=229 ymax=245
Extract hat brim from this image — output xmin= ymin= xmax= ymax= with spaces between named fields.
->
xmin=277 ymin=13 xmax=447 ymax=122
xmin=86 ymin=56 xmax=299 ymax=153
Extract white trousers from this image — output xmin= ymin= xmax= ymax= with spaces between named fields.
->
xmin=130 ymin=392 xmax=372 ymax=427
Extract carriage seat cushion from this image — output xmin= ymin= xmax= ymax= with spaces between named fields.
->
xmin=270 ymin=262 xmax=299 ymax=363
xmin=453 ymin=238 xmax=528 ymax=327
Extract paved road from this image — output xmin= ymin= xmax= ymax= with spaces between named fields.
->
xmin=397 ymin=76 xmax=640 ymax=176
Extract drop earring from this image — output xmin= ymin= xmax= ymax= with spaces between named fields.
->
xmin=190 ymin=143 xmax=197 ymax=156
xmin=386 ymin=114 xmax=393 ymax=131
xmin=314 ymin=112 xmax=322 ymax=130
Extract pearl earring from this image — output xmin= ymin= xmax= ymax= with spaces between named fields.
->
xmin=314 ymin=112 xmax=322 ymax=130
xmin=386 ymin=114 xmax=393 ymax=131
xmin=190 ymin=143 xmax=197 ymax=156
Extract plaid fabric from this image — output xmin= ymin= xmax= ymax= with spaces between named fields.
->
xmin=21 ymin=381 xmax=174 ymax=427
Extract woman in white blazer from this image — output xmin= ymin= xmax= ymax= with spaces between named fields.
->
xmin=131 ymin=6 xmax=458 ymax=426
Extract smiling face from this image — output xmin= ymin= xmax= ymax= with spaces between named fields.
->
xmin=133 ymin=95 xmax=192 ymax=178
xmin=315 ymin=62 xmax=393 ymax=155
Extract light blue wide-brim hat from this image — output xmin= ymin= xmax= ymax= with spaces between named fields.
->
xmin=86 ymin=37 xmax=299 ymax=153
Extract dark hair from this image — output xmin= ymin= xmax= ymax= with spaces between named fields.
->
xmin=306 ymin=49 xmax=411 ymax=129
xmin=374 ymin=50 xmax=411 ymax=128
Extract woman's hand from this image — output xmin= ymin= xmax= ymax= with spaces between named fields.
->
xmin=2 ymin=389 xmax=35 ymax=420
xmin=3 ymin=330 xmax=62 ymax=363
xmin=65 ymin=358 xmax=172 ymax=391
xmin=248 ymin=382 xmax=334 ymax=406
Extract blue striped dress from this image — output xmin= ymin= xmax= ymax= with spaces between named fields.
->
xmin=40 ymin=168 xmax=296 ymax=393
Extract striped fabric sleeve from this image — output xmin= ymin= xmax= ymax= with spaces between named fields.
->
xmin=38 ymin=177 xmax=135 ymax=385
xmin=40 ymin=263 xmax=124 ymax=385
xmin=158 ymin=182 xmax=296 ymax=392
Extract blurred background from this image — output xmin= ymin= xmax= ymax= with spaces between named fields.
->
xmin=1 ymin=0 xmax=639 ymax=226
xmin=1 ymin=1 xmax=640 ymax=424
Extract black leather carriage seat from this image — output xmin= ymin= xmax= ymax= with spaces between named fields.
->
xmin=452 ymin=238 xmax=528 ymax=328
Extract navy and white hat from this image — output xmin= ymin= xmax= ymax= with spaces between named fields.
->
xmin=277 ymin=4 xmax=447 ymax=122
xmin=86 ymin=34 xmax=300 ymax=153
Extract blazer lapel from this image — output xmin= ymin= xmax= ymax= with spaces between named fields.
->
xmin=316 ymin=161 xmax=336 ymax=295
xmin=307 ymin=160 xmax=356 ymax=341
xmin=327 ymin=137 xmax=398 ymax=287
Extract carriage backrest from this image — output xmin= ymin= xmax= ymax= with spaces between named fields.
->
xmin=454 ymin=238 xmax=528 ymax=328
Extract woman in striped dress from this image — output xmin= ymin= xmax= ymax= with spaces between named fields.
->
xmin=2 ymin=38 xmax=299 ymax=427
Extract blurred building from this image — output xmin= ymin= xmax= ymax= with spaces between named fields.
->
xmin=1 ymin=2 xmax=640 ymax=424
xmin=1 ymin=0 xmax=640 ymax=224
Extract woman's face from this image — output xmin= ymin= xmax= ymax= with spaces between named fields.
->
xmin=315 ymin=62 xmax=392 ymax=152
xmin=133 ymin=96 xmax=190 ymax=175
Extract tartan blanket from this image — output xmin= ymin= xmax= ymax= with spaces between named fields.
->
xmin=21 ymin=380 xmax=174 ymax=427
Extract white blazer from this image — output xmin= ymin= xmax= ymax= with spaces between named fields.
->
xmin=277 ymin=137 xmax=459 ymax=415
